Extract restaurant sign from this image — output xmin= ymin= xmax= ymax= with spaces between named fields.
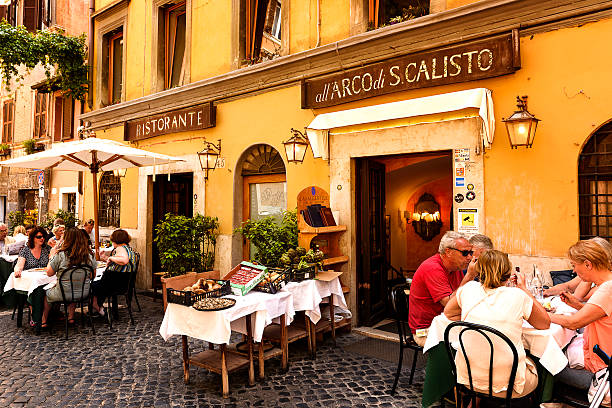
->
xmin=125 ymin=102 xmax=216 ymax=141
xmin=301 ymin=33 xmax=520 ymax=109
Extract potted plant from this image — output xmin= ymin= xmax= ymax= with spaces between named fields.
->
xmin=41 ymin=209 xmax=80 ymax=230
xmin=154 ymin=213 xmax=220 ymax=310
xmin=234 ymin=209 xmax=298 ymax=267
xmin=23 ymin=139 xmax=45 ymax=155
xmin=0 ymin=143 xmax=11 ymax=157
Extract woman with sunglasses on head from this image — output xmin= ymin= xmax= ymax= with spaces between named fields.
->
xmin=14 ymin=226 xmax=51 ymax=278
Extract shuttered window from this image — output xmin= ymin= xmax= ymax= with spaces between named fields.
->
xmin=2 ymin=100 xmax=14 ymax=144
xmin=164 ymin=2 xmax=186 ymax=89
xmin=53 ymin=95 xmax=74 ymax=141
xmin=33 ymin=92 xmax=48 ymax=138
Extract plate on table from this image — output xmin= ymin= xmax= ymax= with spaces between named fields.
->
xmin=28 ymin=268 xmax=46 ymax=272
xmin=192 ymin=297 xmax=236 ymax=311
xmin=97 ymin=262 xmax=107 ymax=269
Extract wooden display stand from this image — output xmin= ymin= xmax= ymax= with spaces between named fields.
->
xmin=297 ymin=186 xmax=351 ymax=334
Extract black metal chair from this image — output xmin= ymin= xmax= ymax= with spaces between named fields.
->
xmin=55 ymin=264 xmax=96 ymax=339
xmin=104 ymin=251 xmax=140 ymax=329
xmin=443 ymin=321 xmax=537 ymax=408
xmin=389 ymin=283 xmax=422 ymax=395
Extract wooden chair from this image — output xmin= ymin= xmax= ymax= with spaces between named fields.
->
xmin=443 ymin=321 xmax=538 ymax=408
xmin=389 ymin=283 xmax=422 ymax=394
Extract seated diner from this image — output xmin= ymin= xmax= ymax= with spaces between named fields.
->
xmin=90 ymin=229 xmax=136 ymax=316
xmin=42 ymin=228 xmax=96 ymax=327
xmin=550 ymin=240 xmax=612 ymax=392
xmin=14 ymin=226 xmax=51 ymax=278
xmin=444 ymin=249 xmax=550 ymax=398
xmin=48 ymin=224 xmax=65 ymax=248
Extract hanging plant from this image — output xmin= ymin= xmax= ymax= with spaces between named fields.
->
xmin=0 ymin=21 xmax=88 ymax=100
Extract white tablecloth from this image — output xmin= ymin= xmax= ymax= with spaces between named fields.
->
xmin=423 ymin=313 xmax=575 ymax=375
xmin=282 ymin=277 xmax=348 ymax=324
xmin=0 ymin=255 xmax=18 ymax=263
xmin=3 ymin=266 xmax=106 ymax=296
xmin=159 ymin=291 xmax=295 ymax=344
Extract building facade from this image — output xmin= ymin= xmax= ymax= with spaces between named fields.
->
xmin=80 ymin=0 xmax=612 ymax=325
xmin=0 ymin=0 xmax=89 ymax=225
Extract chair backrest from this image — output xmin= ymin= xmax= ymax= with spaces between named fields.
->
xmin=127 ymin=251 xmax=140 ymax=301
xmin=443 ymin=321 xmax=519 ymax=403
xmin=389 ymin=284 xmax=412 ymax=345
xmin=58 ymin=264 xmax=94 ymax=303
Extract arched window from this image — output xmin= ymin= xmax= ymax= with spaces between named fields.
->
xmin=241 ymin=144 xmax=286 ymax=176
xmin=98 ymin=171 xmax=121 ymax=227
xmin=579 ymin=122 xmax=612 ymax=240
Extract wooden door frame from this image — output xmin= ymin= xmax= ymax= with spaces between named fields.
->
xmin=242 ymin=173 xmax=287 ymax=260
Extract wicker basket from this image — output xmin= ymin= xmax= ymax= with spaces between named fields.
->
xmin=166 ymin=280 xmax=231 ymax=306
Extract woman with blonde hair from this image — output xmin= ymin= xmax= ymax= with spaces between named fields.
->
xmin=444 ymin=250 xmax=550 ymax=398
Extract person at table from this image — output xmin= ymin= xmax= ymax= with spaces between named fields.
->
xmin=0 ymin=223 xmax=15 ymax=254
xmin=544 ymin=237 xmax=612 ymax=301
xmin=549 ymin=240 xmax=612 ymax=391
xmin=48 ymin=224 xmax=65 ymax=248
xmin=14 ymin=227 xmax=51 ymax=278
xmin=12 ymin=226 xmax=27 ymax=242
xmin=81 ymin=219 xmax=95 ymax=244
xmin=90 ymin=229 xmax=136 ymax=316
xmin=408 ymin=231 xmax=477 ymax=347
xmin=41 ymin=227 xmax=96 ymax=327
xmin=444 ymin=250 xmax=551 ymax=398
xmin=469 ymin=233 xmax=494 ymax=259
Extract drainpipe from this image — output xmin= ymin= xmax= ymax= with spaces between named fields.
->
xmin=87 ymin=0 xmax=95 ymax=109
xmin=315 ymin=0 xmax=321 ymax=47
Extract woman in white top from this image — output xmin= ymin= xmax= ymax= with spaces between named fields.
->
xmin=444 ymin=250 xmax=550 ymax=398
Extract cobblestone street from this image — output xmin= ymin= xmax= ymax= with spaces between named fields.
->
xmin=0 ymin=295 xmax=426 ymax=407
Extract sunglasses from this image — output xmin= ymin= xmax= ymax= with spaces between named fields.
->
xmin=34 ymin=235 xmax=45 ymax=239
xmin=449 ymin=247 xmax=473 ymax=257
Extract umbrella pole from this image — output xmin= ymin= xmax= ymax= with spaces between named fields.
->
xmin=92 ymin=170 xmax=100 ymax=260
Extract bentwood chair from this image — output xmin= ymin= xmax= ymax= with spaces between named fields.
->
xmin=55 ymin=264 xmax=96 ymax=339
xmin=389 ymin=283 xmax=422 ymax=395
xmin=443 ymin=321 xmax=537 ymax=408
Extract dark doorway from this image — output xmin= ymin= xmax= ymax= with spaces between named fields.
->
xmin=18 ymin=189 xmax=38 ymax=211
xmin=152 ymin=173 xmax=193 ymax=274
xmin=356 ymin=158 xmax=387 ymax=326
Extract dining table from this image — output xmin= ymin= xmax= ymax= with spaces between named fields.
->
xmin=159 ymin=290 xmax=295 ymax=397
xmin=420 ymin=296 xmax=578 ymax=407
xmin=2 ymin=263 xmax=107 ymax=328
xmin=0 ymin=255 xmax=18 ymax=302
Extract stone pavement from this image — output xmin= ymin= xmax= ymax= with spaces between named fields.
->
xmin=0 ymin=295 xmax=429 ymax=407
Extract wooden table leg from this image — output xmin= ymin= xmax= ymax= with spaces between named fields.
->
xmin=258 ymin=341 xmax=265 ymax=380
xmin=280 ymin=314 xmax=288 ymax=370
xmin=246 ymin=314 xmax=255 ymax=386
xmin=221 ymin=344 xmax=229 ymax=398
xmin=329 ymin=296 xmax=336 ymax=346
xmin=16 ymin=294 xmax=25 ymax=328
xmin=182 ymin=335 xmax=190 ymax=384
xmin=305 ymin=314 xmax=313 ymax=358
xmin=310 ymin=319 xmax=317 ymax=357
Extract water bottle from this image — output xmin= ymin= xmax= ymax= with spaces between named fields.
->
xmin=531 ymin=264 xmax=543 ymax=300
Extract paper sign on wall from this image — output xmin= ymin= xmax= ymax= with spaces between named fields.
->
xmin=455 ymin=162 xmax=465 ymax=177
xmin=458 ymin=208 xmax=478 ymax=232
xmin=454 ymin=148 xmax=470 ymax=162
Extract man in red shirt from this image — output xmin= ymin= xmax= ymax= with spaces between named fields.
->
xmin=409 ymin=231 xmax=477 ymax=346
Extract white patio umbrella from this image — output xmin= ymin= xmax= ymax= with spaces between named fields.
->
xmin=0 ymin=137 xmax=186 ymax=257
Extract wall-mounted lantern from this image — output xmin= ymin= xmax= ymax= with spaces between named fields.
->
xmin=283 ymin=128 xmax=310 ymax=163
xmin=502 ymin=96 xmax=540 ymax=148
xmin=112 ymin=168 xmax=127 ymax=178
xmin=197 ymin=139 xmax=221 ymax=180
xmin=406 ymin=193 xmax=443 ymax=241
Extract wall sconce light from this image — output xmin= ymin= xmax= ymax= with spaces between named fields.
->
xmin=112 ymin=168 xmax=127 ymax=178
xmin=502 ymin=96 xmax=540 ymax=148
xmin=197 ymin=139 xmax=221 ymax=180
xmin=283 ymin=128 xmax=310 ymax=163
xmin=407 ymin=193 xmax=443 ymax=241
xmin=77 ymin=121 xmax=96 ymax=139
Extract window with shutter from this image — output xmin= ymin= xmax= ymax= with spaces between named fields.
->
xmin=33 ymin=92 xmax=48 ymax=138
xmin=23 ymin=0 xmax=38 ymax=32
xmin=53 ymin=95 xmax=74 ymax=141
xmin=0 ymin=6 xmax=7 ymax=21
xmin=2 ymin=100 xmax=14 ymax=144
xmin=164 ymin=2 xmax=186 ymax=89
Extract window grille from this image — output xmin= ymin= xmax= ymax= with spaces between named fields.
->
xmin=98 ymin=171 xmax=121 ymax=227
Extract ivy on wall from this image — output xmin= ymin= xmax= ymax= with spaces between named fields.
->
xmin=0 ymin=21 xmax=88 ymax=100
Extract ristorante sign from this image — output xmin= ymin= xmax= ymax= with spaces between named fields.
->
xmin=125 ymin=102 xmax=216 ymax=141
xmin=301 ymin=33 xmax=520 ymax=109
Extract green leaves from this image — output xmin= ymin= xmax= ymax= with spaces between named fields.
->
xmin=41 ymin=209 xmax=80 ymax=230
xmin=234 ymin=209 xmax=298 ymax=267
xmin=0 ymin=22 xmax=88 ymax=100
xmin=154 ymin=213 xmax=220 ymax=277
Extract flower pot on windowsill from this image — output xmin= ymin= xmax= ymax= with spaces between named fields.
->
xmin=0 ymin=149 xmax=11 ymax=157
xmin=33 ymin=143 xmax=45 ymax=152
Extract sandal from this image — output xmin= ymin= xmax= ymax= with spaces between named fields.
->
xmin=67 ymin=319 xmax=75 ymax=325
xmin=29 ymin=320 xmax=36 ymax=328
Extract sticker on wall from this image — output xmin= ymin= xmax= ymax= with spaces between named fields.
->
xmin=466 ymin=191 xmax=476 ymax=201
xmin=454 ymin=148 xmax=470 ymax=162
xmin=455 ymin=177 xmax=465 ymax=187
xmin=455 ymin=162 xmax=465 ymax=177
xmin=458 ymin=208 xmax=479 ymax=232
xmin=467 ymin=183 xmax=475 ymax=191
xmin=454 ymin=193 xmax=465 ymax=203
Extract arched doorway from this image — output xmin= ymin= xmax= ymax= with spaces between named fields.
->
xmin=579 ymin=122 xmax=612 ymax=240
xmin=240 ymin=144 xmax=287 ymax=259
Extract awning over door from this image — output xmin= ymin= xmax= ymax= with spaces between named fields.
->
xmin=306 ymin=88 xmax=495 ymax=159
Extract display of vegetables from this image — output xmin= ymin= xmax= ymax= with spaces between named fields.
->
xmin=280 ymin=246 xmax=325 ymax=270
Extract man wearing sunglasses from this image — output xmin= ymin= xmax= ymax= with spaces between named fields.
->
xmin=409 ymin=231 xmax=477 ymax=346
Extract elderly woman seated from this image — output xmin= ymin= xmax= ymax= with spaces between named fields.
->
xmin=444 ymin=250 xmax=550 ymax=398
xmin=550 ymin=240 xmax=612 ymax=394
